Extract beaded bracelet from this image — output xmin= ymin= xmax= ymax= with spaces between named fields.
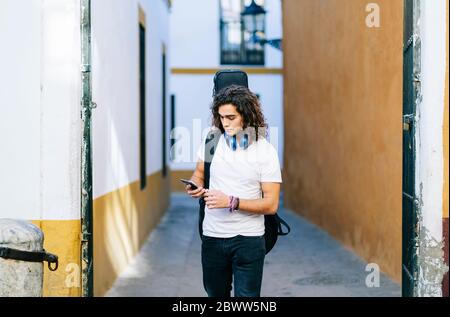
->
xmin=229 ymin=196 xmax=240 ymax=212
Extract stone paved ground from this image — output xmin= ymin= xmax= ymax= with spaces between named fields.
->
xmin=106 ymin=193 xmax=401 ymax=297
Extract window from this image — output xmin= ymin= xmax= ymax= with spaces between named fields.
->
xmin=162 ymin=44 xmax=167 ymax=177
xmin=170 ymin=94 xmax=176 ymax=161
xmin=220 ymin=0 xmax=265 ymax=65
xmin=139 ymin=9 xmax=147 ymax=190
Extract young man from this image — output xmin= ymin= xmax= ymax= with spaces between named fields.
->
xmin=185 ymin=85 xmax=282 ymax=297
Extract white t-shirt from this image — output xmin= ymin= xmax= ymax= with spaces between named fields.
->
xmin=197 ymin=130 xmax=282 ymax=238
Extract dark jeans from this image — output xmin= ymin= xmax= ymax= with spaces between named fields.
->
xmin=201 ymin=234 xmax=266 ymax=297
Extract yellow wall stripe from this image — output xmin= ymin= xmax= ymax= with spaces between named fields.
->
xmin=93 ymin=170 xmax=170 ymax=297
xmin=29 ymin=171 xmax=171 ymax=297
xmin=139 ymin=6 xmax=146 ymax=27
xmin=171 ymin=68 xmax=283 ymax=75
xmin=31 ymin=220 xmax=81 ymax=297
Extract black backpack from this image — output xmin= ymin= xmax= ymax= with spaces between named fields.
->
xmin=198 ymin=70 xmax=290 ymax=254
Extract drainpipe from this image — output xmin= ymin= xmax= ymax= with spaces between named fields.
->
xmin=80 ymin=0 xmax=95 ymax=297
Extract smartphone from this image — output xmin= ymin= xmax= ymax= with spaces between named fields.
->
xmin=180 ymin=179 xmax=198 ymax=190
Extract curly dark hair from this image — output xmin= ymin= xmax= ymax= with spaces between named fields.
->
xmin=211 ymin=85 xmax=268 ymax=141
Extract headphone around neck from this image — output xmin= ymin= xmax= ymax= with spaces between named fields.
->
xmin=224 ymin=132 xmax=249 ymax=151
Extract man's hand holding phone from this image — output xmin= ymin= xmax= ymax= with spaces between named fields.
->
xmin=181 ymin=179 xmax=207 ymax=199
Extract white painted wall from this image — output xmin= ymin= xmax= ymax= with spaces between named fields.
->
xmin=0 ymin=0 xmax=41 ymax=220
xmin=0 ymin=0 xmax=81 ymax=220
xmin=250 ymin=74 xmax=283 ymax=157
xmin=92 ymin=0 xmax=171 ymax=198
xmin=169 ymin=0 xmax=284 ymax=171
xmin=417 ymin=0 xmax=446 ymax=243
xmin=262 ymin=0 xmax=283 ymax=68
xmin=416 ymin=0 xmax=448 ymax=297
xmin=40 ymin=0 xmax=81 ymax=220
xmin=170 ymin=0 xmax=219 ymax=68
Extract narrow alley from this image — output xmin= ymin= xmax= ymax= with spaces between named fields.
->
xmin=1 ymin=0 xmax=448 ymax=298
xmin=106 ymin=193 xmax=400 ymax=297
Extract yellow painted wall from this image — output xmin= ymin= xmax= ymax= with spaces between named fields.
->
xmin=31 ymin=220 xmax=81 ymax=297
xmin=171 ymin=170 xmax=196 ymax=192
xmin=283 ymin=0 xmax=403 ymax=282
xmin=93 ymin=170 xmax=170 ymax=297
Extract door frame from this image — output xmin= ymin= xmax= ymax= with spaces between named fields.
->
xmin=402 ymin=0 xmax=421 ymax=297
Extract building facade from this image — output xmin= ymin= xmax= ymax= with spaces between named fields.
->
xmin=0 ymin=0 xmax=171 ymax=296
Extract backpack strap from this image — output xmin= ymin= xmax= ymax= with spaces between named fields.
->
xmin=276 ymin=214 xmax=291 ymax=236
xmin=198 ymin=129 xmax=222 ymax=238
xmin=203 ymin=129 xmax=222 ymax=189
